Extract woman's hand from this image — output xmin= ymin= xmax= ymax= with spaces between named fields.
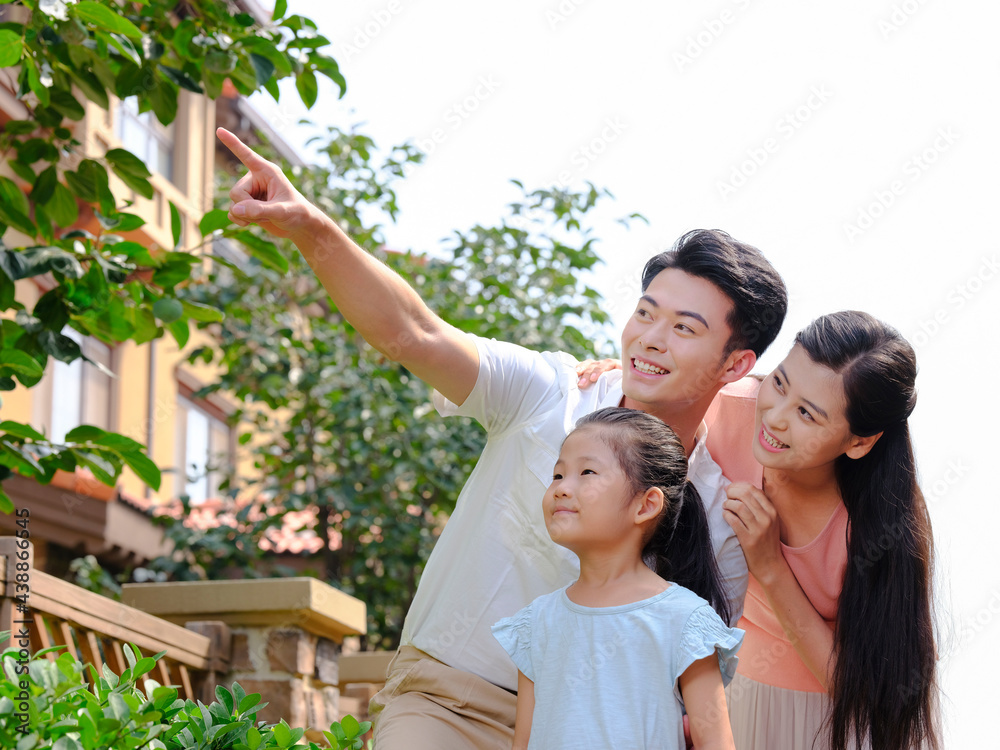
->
xmin=722 ymin=482 xmax=784 ymax=584
xmin=575 ymin=358 xmax=621 ymax=389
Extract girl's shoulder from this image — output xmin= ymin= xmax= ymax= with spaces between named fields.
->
xmin=663 ymin=581 xmax=712 ymax=611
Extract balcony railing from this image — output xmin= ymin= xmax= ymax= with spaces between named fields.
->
xmin=0 ymin=537 xmax=227 ymax=701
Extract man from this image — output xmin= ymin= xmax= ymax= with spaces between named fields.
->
xmin=218 ymin=128 xmax=787 ymax=749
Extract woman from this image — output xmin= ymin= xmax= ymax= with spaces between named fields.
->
xmin=721 ymin=311 xmax=939 ymax=750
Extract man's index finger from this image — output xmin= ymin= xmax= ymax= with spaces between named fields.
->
xmin=217 ymin=127 xmax=267 ymax=170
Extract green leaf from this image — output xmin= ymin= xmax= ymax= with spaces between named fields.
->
xmin=71 ymin=448 xmax=118 ymax=485
xmin=272 ymin=0 xmax=288 ymax=21
xmin=150 ymin=80 xmax=179 ymax=125
xmin=169 ymin=201 xmax=182 ymax=248
xmin=104 ymin=30 xmax=141 ymax=66
xmin=225 ymin=229 xmax=288 ymax=273
xmin=263 ymin=76 xmax=280 ymax=101
xmin=124 ymin=641 xmax=138 ymax=670
xmin=0 ymin=177 xmax=35 ymax=236
xmin=0 ymin=30 xmax=23 ymax=68
xmin=108 ymin=691 xmax=129 ymax=720
xmin=49 ymin=89 xmax=86 ymax=121
xmin=94 ymin=432 xmax=145 ymax=455
xmin=340 ymin=714 xmax=361 ymax=738
xmin=105 ymin=148 xmax=152 ymax=179
xmin=215 ymin=684 xmax=235 ymax=714
xmin=152 ymin=257 xmax=194 ymax=288
xmin=249 ymin=53 xmax=275 ymax=87
xmin=11 ymin=246 xmax=85 ymax=281
xmin=271 ymin=721 xmax=291 ymax=747
xmin=74 ymin=2 xmax=143 ymax=40
xmin=314 ymin=56 xmax=347 ymax=98
xmin=16 ymin=138 xmax=57 ymax=166
xmin=112 ymin=212 xmax=146 ymax=232
xmin=199 ymin=209 xmax=230 ymax=236
xmin=37 ymin=330 xmax=82 ymax=363
xmin=159 ymin=65 xmax=203 ymax=94
xmin=295 ymin=68 xmax=318 ymax=110
xmin=8 ymin=161 xmax=34 ymax=185
xmin=64 ymin=425 xmax=107 ymax=442
xmin=65 ymin=159 xmax=112 ymax=208
xmin=5 ymin=120 xmax=36 ymax=136
xmin=0 ymin=441 xmax=44 ymax=475
xmin=0 ymin=350 xmax=43 ymax=378
xmin=0 ymin=421 xmax=45 ymax=441
xmin=168 ymin=318 xmax=189 ymax=349
xmin=70 ymin=68 xmax=109 ymax=110
xmin=0 ymin=268 xmax=14 ymax=311
xmin=120 ymin=450 xmax=160 ymax=490
xmin=33 ymin=203 xmax=53 ymax=245
xmin=0 ymin=489 xmax=13 ymax=515
xmin=240 ymin=39 xmax=293 ymax=76
xmin=180 ymin=299 xmax=224 ymax=323
xmin=25 ymin=60 xmax=49 ymax=107
xmin=45 ymin=183 xmax=79 ymax=228
xmin=173 ymin=19 xmax=198 ymax=59
xmin=114 ymin=62 xmax=148 ymax=99
xmin=127 ymin=305 xmax=158 ymax=344
xmin=237 ymin=693 xmax=261 ymax=714
xmin=110 ymin=241 xmax=155 ymax=266
xmin=112 ymin=168 xmax=154 ymax=200
xmin=32 ymin=166 xmax=57 ymax=206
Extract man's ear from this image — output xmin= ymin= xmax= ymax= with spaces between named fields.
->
xmin=634 ymin=487 xmax=664 ymax=525
xmin=846 ymin=431 xmax=883 ymax=459
xmin=720 ymin=348 xmax=757 ymax=385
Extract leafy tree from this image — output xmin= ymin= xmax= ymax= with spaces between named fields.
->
xmin=0 ymin=0 xmax=341 ymax=511
xmin=150 ymin=124 xmax=631 ymax=647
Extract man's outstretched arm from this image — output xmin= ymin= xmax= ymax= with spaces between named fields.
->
xmin=217 ymin=127 xmax=480 ymax=406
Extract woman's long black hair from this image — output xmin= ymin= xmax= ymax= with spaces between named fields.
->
xmin=575 ymin=407 xmax=731 ymax=625
xmin=796 ymin=311 xmax=939 ymax=750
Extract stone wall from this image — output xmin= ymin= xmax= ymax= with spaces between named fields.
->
xmin=227 ymin=626 xmax=342 ymax=735
xmin=121 ymin=577 xmax=369 ymax=739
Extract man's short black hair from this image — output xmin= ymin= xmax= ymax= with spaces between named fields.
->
xmin=642 ymin=229 xmax=787 ymax=358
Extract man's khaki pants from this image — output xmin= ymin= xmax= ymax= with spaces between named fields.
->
xmin=369 ymin=646 xmax=516 ymax=749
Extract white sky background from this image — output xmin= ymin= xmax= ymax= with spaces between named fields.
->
xmin=249 ymin=0 xmax=1000 ymax=743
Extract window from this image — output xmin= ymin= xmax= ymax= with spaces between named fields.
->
xmin=47 ymin=332 xmax=114 ymax=442
xmin=175 ymin=395 xmax=233 ymax=504
xmin=117 ymin=97 xmax=175 ymax=182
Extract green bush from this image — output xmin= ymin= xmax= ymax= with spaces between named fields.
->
xmin=0 ymin=640 xmax=371 ymax=750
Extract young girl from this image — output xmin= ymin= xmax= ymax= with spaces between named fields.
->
xmin=492 ymin=407 xmax=744 ymax=750
xmin=721 ymin=311 xmax=939 ymax=750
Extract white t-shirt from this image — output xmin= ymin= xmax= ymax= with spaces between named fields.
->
xmin=492 ymin=584 xmax=744 ymax=750
xmin=399 ymin=336 xmax=748 ymax=691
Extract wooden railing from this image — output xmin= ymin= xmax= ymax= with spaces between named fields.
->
xmin=0 ymin=538 xmax=229 ymax=701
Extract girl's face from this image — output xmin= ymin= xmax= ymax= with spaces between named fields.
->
xmin=753 ymin=344 xmax=862 ymax=473
xmin=543 ymin=427 xmax=642 ymax=553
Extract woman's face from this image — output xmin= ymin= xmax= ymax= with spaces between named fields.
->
xmin=753 ymin=344 xmax=860 ymax=473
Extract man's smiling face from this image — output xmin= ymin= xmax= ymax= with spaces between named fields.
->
xmin=619 ymin=268 xmax=737 ymax=411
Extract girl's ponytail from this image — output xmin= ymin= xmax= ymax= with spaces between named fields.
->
xmin=644 ymin=480 xmax=731 ymax=625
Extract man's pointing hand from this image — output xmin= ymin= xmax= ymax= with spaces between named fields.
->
xmin=217 ymin=127 xmax=318 ymax=240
